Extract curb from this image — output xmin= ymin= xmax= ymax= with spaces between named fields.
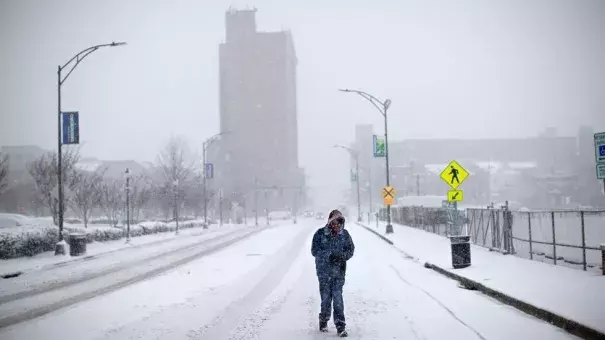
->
xmin=424 ymin=261 xmax=605 ymax=340
xmin=355 ymin=222 xmax=394 ymax=245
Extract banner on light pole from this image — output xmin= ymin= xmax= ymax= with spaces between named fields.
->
xmin=373 ymin=135 xmax=385 ymax=157
xmin=61 ymin=111 xmax=80 ymax=145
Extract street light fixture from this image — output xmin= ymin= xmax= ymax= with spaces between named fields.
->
xmin=202 ymin=131 xmax=229 ymax=227
xmin=339 ymin=88 xmax=394 ymax=233
xmin=333 ymin=145 xmax=362 ymax=222
xmin=55 ymin=41 xmax=126 ymax=255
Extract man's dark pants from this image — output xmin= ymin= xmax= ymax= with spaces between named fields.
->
xmin=318 ymin=276 xmax=345 ymax=329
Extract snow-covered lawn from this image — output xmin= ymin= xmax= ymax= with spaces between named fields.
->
xmin=0 ymin=221 xmax=242 ymax=275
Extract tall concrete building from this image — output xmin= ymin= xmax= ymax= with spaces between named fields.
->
xmin=214 ymin=8 xmax=303 ymax=210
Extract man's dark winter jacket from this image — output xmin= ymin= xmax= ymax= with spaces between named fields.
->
xmin=311 ymin=226 xmax=355 ymax=279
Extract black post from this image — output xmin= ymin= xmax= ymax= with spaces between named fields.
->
xmin=203 ymin=143 xmax=208 ymax=226
xmin=265 ymin=190 xmax=269 ymax=226
xmin=528 ymin=211 xmax=533 ymax=260
xmin=384 ymin=105 xmax=393 ymax=234
xmin=219 ymin=189 xmax=223 ymax=226
xmin=581 ymin=211 xmax=587 ymax=271
xmin=355 ymin=155 xmax=361 ymax=222
xmin=292 ymin=189 xmax=298 ymax=224
xmin=551 ymin=211 xmax=557 ymax=265
xmin=174 ymin=182 xmax=179 ymax=234
xmin=126 ymin=169 xmax=130 ymax=242
xmin=368 ymin=163 xmax=373 ymax=221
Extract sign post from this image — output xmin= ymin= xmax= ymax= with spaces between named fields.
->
xmin=440 ymin=160 xmax=470 ymax=235
xmin=595 ymin=132 xmax=605 ymax=199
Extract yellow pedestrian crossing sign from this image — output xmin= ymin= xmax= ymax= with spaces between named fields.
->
xmin=382 ymin=186 xmax=396 ymax=206
xmin=447 ymin=190 xmax=464 ymax=202
xmin=440 ymin=160 xmax=469 ymax=189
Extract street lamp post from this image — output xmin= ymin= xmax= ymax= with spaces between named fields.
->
xmin=254 ymin=176 xmax=259 ymax=226
xmin=125 ymin=168 xmax=131 ymax=243
xmin=55 ymin=41 xmax=126 ymax=255
xmin=218 ymin=187 xmax=223 ymax=226
xmin=339 ymin=88 xmax=394 ymax=233
xmin=367 ymin=163 xmax=373 ymax=222
xmin=173 ymin=179 xmax=179 ymax=234
xmin=202 ymin=132 xmax=228 ymax=227
xmin=334 ymin=145 xmax=362 ymax=222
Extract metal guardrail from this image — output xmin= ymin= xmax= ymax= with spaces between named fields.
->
xmin=381 ymin=205 xmax=605 ymax=272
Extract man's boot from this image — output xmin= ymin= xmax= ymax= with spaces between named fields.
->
xmin=319 ymin=321 xmax=328 ymax=332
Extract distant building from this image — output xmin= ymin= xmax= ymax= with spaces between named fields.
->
xmin=349 ymin=127 xmax=600 ymax=209
xmin=214 ymin=8 xmax=303 ymax=210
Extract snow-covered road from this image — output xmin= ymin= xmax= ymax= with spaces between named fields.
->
xmin=0 ymin=220 xmax=578 ymax=339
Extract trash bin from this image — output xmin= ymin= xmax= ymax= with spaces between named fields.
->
xmin=450 ymin=235 xmax=471 ymax=269
xmin=69 ymin=233 xmax=87 ymax=257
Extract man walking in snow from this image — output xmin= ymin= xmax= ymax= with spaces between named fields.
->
xmin=311 ymin=209 xmax=355 ymax=337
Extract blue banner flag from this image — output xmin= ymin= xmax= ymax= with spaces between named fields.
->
xmin=61 ymin=112 xmax=79 ymax=145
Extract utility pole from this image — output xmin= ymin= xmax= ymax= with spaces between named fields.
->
xmin=416 ymin=174 xmax=420 ymax=196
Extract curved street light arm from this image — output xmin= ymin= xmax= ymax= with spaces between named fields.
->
xmin=333 ymin=144 xmax=359 ymax=159
xmin=339 ymin=88 xmax=387 ymax=117
xmin=204 ymin=130 xmax=230 ymax=147
xmin=59 ymin=42 xmax=126 ymax=85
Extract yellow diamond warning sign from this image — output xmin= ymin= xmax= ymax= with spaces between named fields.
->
xmin=440 ymin=160 xmax=469 ymax=190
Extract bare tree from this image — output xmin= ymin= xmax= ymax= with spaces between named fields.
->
xmin=71 ymin=168 xmax=106 ymax=227
xmin=27 ymin=148 xmax=80 ymax=225
xmin=0 ymin=153 xmax=8 ymax=198
xmin=157 ymin=136 xmax=193 ymax=221
xmin=157 ymin=136 xmax=193 ymax=185
xmin=129 ymin=175 xmax=153 ymax=222
xmin=100 ymin=179 xmax=123 ymax=227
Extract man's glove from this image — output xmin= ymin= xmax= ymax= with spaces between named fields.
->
xmin=329 ymin=252 xmax=345 ymax=263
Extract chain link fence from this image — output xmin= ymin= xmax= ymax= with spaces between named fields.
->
xmin=381 ymin=205 xmax=605 ymax=273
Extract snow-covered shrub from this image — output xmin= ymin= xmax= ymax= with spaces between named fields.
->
xmin=0 ymin=219 xmax=207 ymax=259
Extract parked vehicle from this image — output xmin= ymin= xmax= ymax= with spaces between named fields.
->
xmin=269 ymin=210 xmax=292 ymax=221
xmin=315 ymin=212 xmax=325 ymax=220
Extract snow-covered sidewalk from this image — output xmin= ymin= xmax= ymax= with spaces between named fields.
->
xmin=361 ymin=221 xmax=605 ymax=337
xmin=0 ymin=223 xmax=242 ymax=276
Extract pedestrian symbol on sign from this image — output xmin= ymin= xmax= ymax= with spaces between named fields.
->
xmin=449 ymin=166 xmax=460 ymax=185
xmin=439 ymin=160 xmax=469 ymax=190
xmin=600 ymin=145 xmax=605 ymax=157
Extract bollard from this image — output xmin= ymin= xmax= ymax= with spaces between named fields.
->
xmin=601 ymin=244 xmax=605 ymax=276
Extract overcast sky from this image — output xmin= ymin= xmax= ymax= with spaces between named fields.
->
xmin=1 ymin=0 xmax=604 ymax=206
